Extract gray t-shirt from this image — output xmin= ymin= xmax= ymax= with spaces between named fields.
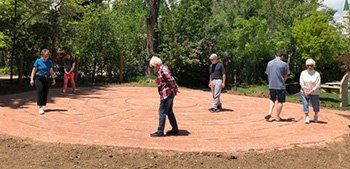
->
xmin=210 ymin=63 xmax=225 ymax=80
xmin=265 ymin=59 xmax=288 ymax=90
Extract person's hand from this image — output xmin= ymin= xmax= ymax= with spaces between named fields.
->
xmin=30 ymin=79 xmax=34 ymax=86
xmin=51 ymin=79 xmax=56 ymax=86
xmin=176 ymin=87 xmax=180 ymax=93
xmin=221 ymin=83 xmax=225 ymax=88
xmin=208 ymin=82 xmax=212 ymax=88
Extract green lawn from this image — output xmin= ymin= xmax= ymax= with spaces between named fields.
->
xmin=234 ymin=85 xmax=350 ymax=111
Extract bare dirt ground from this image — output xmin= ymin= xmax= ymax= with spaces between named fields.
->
xmin=0 ymin=134 xmax=349 ymax=169
xmin=1 ymin=85 xmax=350 ymax=168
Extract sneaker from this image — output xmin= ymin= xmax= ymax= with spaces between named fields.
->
xmin=209 ymin=108 xmax=217 ymax=113
xmin=305 ymin=116 xmax=310 ymax=124
xmin=39 ymin=107 xmax=45 ymax=115
xmin=166 ymin=129 xmax=179 ymax=136
xmin=150 ymin=132 xmax=164 ymax=137
xmin=313 ymin=116 xmax=318 ymax=123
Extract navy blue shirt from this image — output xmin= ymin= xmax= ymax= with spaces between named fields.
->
xmin=34 ymin=58 xmax=53 ymax=76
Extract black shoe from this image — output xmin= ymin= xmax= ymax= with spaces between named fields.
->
xmin=209 ymin=108 xmax=217 ymax=113
xmin=217 ymin=105 xmax=222 ymax=109
xmin=216 ymin=106 xmax=222 ymax=112
xmin=166 ymin=129 xmax=179 ymax=136
xmin=150 ymin=132 xmax=164 ymax=137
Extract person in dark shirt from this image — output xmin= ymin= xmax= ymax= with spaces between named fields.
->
xmin=208 ymin=53 xmax=226 ymax=113
xmin=30 ymin=49 xmax=56 ymax=115
xmin=63 ymin=52 xmax=76 ymax=94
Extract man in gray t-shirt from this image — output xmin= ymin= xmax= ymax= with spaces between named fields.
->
xmin=208 ymin=53 xmax=226 ymax=113
xmin=264 ymin=52 xmax=288 ymax=121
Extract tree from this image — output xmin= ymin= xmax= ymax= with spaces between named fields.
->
xmin=292 ymin=11 xmax=337 ymax=70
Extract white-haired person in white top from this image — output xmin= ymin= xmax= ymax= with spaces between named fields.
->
xmin=299 ymin=58 xmax=321 ymax=124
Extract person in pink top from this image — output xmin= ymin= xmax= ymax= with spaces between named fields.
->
xmin=63 ymin=52 xmax=76 ymax=94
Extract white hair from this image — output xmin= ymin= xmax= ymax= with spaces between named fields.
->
xmin=149 ymin=56 xmax=162 ymax=67
xmin=209 ymin=53 xmax=218 ymax=60
xmin=305 ymin=58 xmax=316 ymax=66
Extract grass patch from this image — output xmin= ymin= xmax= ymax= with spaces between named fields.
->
xmin=232 ymin=85 xmax=350 ymax=111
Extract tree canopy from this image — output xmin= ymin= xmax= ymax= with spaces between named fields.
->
xmin=0 ymin=0 xmax=349 ymax=86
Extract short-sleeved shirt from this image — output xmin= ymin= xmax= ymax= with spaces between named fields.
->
xmin=33 ymin=58 xmax=53 ymax=76
xmin=265 ymin=59 xmax=288 ymax=90
xmin=210 ymin=63 xmax=225 ymax=80
xmin=64 ymin=59 xmax=75 ymax=72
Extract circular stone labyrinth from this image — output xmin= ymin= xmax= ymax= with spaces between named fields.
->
xmin=0 ymin=86 xmax=349 ymax=153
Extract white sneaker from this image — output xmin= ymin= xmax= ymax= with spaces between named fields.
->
xmin=39 ymin=107 xmax=45 ymax=115
xmin=305 ymin=116 xmax=310 ymax=124
xmin=313 ymin=116 xmax=318 ymax=123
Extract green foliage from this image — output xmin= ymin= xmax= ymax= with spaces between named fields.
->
xmin=157 ymin=0 xmax=213 ymax=87
xmin=0 ymin=67 xmax=11 ymax=74
xmin=292 ymin=11 xmax=337 ymax=65
xmin=0 ymin=0 xmax=349 ymax=86
xmin=0 ymin=32 xmax=6 ymax=48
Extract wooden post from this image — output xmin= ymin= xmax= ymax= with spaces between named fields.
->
xmin=340 ymin=73 xmax=349 ymax=107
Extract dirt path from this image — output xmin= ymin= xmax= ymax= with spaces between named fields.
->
xmin=0 ymin=86 xmax=349 ymax=152
xmin=0 ymin=86 xmax=350 ymax=168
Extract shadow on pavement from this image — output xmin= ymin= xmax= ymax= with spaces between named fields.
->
xmin=166 ymin=130 xmax=191 ymax=137
xmin=45 ymin=109 xmax=68 ymax=113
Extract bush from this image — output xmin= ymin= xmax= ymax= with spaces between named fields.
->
xmin=0 ymin=67 xmax=15 ymax=75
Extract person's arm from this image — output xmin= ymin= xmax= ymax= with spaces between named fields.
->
xmin=221 ymin=73 xmax=226 ymax=88
xmin=300 ymin=71 xmax=310 ymax=97
xmin=284 ymin=64 xmax=288 ymax=81
xmin=221 ymin=64 xmax=226 ymax=88
xmin=30 ymin=67 xmax=37 ymax=86
xmin=50 ymin=67 xmax=56 ymax=86
xmin=163 ymin=68 xmax=178 ymax=93
xmin=69 ymin=62 xmax=76 ymax=73
xmin=208 ymin=74 xmax=212 ymax=87
xmin=310 ymin=72 xmax=321 ymax=94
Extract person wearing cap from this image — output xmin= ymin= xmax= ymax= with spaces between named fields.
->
xmin=299 ymin=58 xmax=321 ymax=124
xmin=264 ymin=52 xmax=288 ymax=121
xmin=208 ymin=53 xmax=226 ymax=113
xmin=149 ymin=56 xmax=180 ymax=137
xmin=30 ymin=49 xmax=56 ymax=115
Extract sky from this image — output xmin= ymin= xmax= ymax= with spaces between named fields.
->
xmin=322 ymin=0 xmax=347 ymax=22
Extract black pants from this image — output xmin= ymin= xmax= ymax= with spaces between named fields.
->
xmin=35 ymin=76 xmax=50 ymax=106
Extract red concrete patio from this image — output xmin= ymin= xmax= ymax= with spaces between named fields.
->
xmin=0 ymin=86 xmax=349 ymax=152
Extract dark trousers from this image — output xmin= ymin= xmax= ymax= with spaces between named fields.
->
xmin=157 ymin=94 xmax=179 ymax=134
xmin=35 ymin=76 xmax=50 ymax=106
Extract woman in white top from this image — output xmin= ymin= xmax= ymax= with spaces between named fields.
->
xmin=299 ymin=58 xmax=321 ymax=124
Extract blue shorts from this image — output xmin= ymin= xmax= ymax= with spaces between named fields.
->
xmin=300 ymin=90 xmax=320 ymax=113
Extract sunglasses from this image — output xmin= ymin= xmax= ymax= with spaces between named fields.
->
xmin=307 ymin=65 xmax=314 ymax=67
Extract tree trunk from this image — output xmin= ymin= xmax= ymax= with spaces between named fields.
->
xmin=146 ymin=0 xmax=161 ymax=76
xmin=0 ymin=50 xmax=6 ymax=67
xmin=10 ymin=0 xmax=18 ymax=83
xmin=18 ymin=54 xmax=23 ymax=83
xmin=119 ymin=55 xmax=124 ymax=82
xmin=75 ymin=56 xmax=79 ymax=83
xmin=92 ymin=57 xmax=97 ymax=83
